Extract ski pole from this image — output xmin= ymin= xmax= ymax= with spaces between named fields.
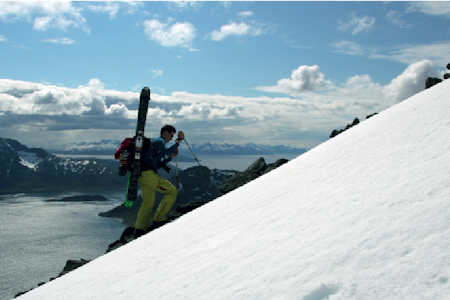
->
xmin=176 ymin=154 xmax=179 ymax=189
xmin=183 ymin=138 xmax=222 ymax=197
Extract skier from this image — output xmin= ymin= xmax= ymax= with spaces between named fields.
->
xmin=134 ymin=124 xmax=185 ymax=239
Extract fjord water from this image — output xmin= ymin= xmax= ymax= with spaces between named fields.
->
xmin=0 ymin=191 xmax=126 ymax=300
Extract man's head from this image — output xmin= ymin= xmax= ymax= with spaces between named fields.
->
xmin=161 ymin=124 xmax=176 ymax=143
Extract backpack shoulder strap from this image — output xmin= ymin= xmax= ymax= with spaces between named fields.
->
xmin=148 ymin=138 xmax=163 ymax=159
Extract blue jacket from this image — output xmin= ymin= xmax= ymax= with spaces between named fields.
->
xmin=142 ymin=136 xmax=179 ymax=172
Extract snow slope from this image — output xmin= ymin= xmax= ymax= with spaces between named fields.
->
xmin=17 ymin=80 xmax=450 ymax=300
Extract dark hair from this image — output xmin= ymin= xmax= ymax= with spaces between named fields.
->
xmin=160 ymin=124 xmax=176 ymax=136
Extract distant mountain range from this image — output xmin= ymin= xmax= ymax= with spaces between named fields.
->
xmin=0 ymin=137 xmax=237 ymax=195
xmin=45 ymin=140 xmax=308 ymax=156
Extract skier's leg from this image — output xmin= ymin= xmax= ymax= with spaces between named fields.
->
xmin=135 ymin=171 xmax=158 ymax=231
xmin=153 ymin=177 xmax=178 ymax=222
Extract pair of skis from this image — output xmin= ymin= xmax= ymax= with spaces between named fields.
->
xmin=124 ymin=87 xmax=150 ymax=208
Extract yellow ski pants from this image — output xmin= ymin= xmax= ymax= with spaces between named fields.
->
xmin=135 ymin=170 xmax=178 ymax=231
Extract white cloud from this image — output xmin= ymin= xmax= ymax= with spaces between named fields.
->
xmin=255 ymin=65 xmax=333 ymax=95
xmin=209 ymin=21 xmax=268 ymax=41
xmin=332 ymin=40 xmax=365 ymax=56
xmin=41 ymin=38 xmax=75 ymax=45
xmin=383 ymin=60 xmax=440 ymax=102
xmin=332 ymin=40 xmax=450 ymax=68
xmin=209 ymin=22 xmax=250 ymax=41
xmin=0 ymin=35 xmax=5 ymax=41
xmin=238 ymin=11 xmax=254 ymax=18
xmin=85 ymin=2 xmax=121 ymax=19
xmin=338 ymin=12 xmax=375 ymax=35
xmin=0 ymin=2 xmax=89 ymax=33
xmin=370 ymin=42 xmax=450 ymax=67
xmin=152 ymin=70 xmax=164 ymax=78
xmin=174 ymin=102 xmax=241 ymax=120
xmin=386 ymin=11 xmax=412 ymax=28
xmin=407 ymin=2 xmax=450 ymax=17
xmin=0 ymin=61 xmax=443 ymax=148
xmin=166 ymin=1 xmax=203 ymax=12
xmin=143 ymin=19 xmax=196 ymax=47
xmin=84 ymin=2 xmax=144 ymax=19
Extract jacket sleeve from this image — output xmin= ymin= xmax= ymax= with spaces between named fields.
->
xmin=152 ymin=138 xmax=179 ymax=158
xmin=163 ymin=142 xmax=179 ymax=158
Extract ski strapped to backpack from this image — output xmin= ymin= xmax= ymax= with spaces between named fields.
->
xmin=122 ymin=87 xmax=150 ymax=208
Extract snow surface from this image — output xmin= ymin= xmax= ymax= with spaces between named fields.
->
xmin=17 ymin=80 xmax=450 ymax=299
xmin=17 ymin=151 xmax=43 ymax=169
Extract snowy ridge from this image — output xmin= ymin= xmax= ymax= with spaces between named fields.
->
xmin=47 ymin=140 xmax=307 ymax=155
xmin=17 ymin=80 xmax=450 ymax=299
xmin=17 ymin=151 xmax=45 ymax=169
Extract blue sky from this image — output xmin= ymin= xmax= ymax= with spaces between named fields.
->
xmin=0 ymin=1 xmax=449 ymax=149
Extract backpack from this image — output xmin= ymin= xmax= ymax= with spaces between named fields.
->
xmin=115 ymin=136 xmax=159 ymax=176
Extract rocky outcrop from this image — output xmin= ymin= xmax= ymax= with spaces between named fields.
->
xmin=218 ymin=157 xmax=289 ymax=194
xmin=330 ymin=118 xmax=360 ymax=138
xmin=329 ymin=113 xmax=378 ymax=139
xmin=425 ymin=77 xmax=443 ymax=89
xmin=425 ymin=62 xmax=450 ymax=89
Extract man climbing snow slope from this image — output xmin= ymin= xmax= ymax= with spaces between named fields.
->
xmin=134 ymin=125 xmax=185 ymax=239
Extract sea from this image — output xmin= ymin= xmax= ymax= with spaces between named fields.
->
xmin=0 ymin=190 xmax=127 ymax=300
xmin=0 ymin=153 xmax=303 ymax=300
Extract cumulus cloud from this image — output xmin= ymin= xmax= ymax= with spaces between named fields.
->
xmin=0 ymin=61 xmax=442 ymax=148
xmin=174 ymin=102 xmax=241 ymax=120
xmin=209 ymin=21 xmax=266 ymax=41
xmin=143 ymin=19 xmax=196 ymax=47
xmin=338 ymin=12 xmax=375 ymax=35
xmin=383 ymin=60 xmax=440 ymax=102
xmin=255 ymin=65 xmax=333 ymax=95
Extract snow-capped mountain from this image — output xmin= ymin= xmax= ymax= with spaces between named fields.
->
xmin=46 ymin=140 xmax=308 ymax=156
xmin=0 ymin=138 xmax=127 ymax=193
xmin=15 ymin=75 xmax=450 ymax=299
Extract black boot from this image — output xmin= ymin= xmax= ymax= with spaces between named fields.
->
xmin=133 ymin=229 xmax=146 ymax=239
xmin=148 ymin=220 xmax=171 ymax=232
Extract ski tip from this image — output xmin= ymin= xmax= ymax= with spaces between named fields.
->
xmin=140 ymin=87 xmax=150 ymax=99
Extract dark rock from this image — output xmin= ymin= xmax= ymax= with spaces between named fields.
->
xmin=425 ymin=77 xmax=443 ymax=89
xmin=330 ymin=116 xmax=366 ymax=138
xmin=447 ymin=63 xmax=450 ymax=70
xmin=59 ymin=259 xmax=90 ymax=276
xmin=366 ymin=113 xmax=378 ymax=119
xmin=444 ymin=73 xmax=450 ymax=80
xmin=219 ymin=157 xmax=289 ymax=194
xmin=262 ymin=159 xmax=289 ymax=176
